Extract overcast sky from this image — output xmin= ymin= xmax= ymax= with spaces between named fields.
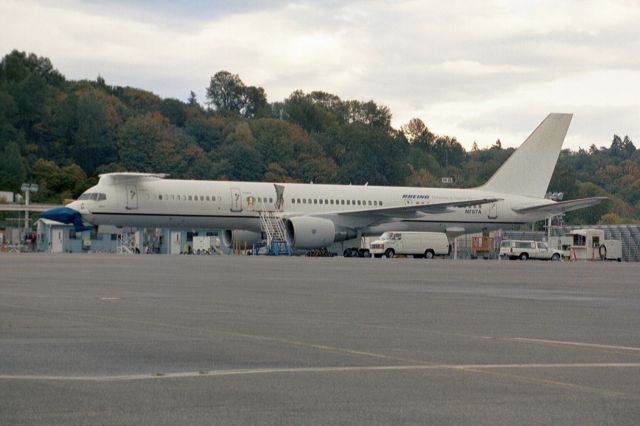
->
xmin=2 ymin=0 xmax=639 ymax=150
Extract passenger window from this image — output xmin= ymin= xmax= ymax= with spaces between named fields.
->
xmin=347 ymin=200 xmax=351 ymax=205
xmin=188 ymin=196 xmax=192 ymax=201
xmin=291 ymin=198 xmax=295 ymax=204
xmin=341 ymin=200 xmax=345 ymax=205
xmin=159 ymin=195 xmax=163 ymax=200
xmin=379 ymin=201 xmax=383 ymax=206
xmin=206 ymin=196 xmax=210 ymax=201
xmin=297 ymin=198 xmax=301 ymax=204
xmin=325 ymin=199 xmax=328 ymax=204
xmin=314 ymin=199 xmax=317 ymax=204
xmin=330 ymin=200 xmax=334 ymax=205
xmin=319 ymin=199 xmax=323 ymax=204
xmin=303 ymin=199 xmax=307 ymax=204
xmin=269 ymin=197 xmax=273 ymax=203
xmin=357 ymin=200 xmax=361 ymax=205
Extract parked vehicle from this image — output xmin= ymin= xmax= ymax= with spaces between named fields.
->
xmin=567 ymin=229 xmax=622 ymax=261
xmin=499 ymin=240 xmax=562 ymax=261
xmin=369 ymin=232 xmax=450 ymax=259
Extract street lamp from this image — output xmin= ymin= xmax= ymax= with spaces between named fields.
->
xmin=21 ymin=183 xmax=39 ymax=230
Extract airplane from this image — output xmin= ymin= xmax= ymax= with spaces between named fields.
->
xmin=41 ymin=113 xmax=606 ymax=250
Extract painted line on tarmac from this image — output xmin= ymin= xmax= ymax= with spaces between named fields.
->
xmin=2 ymin=362 xmax=640 ymax=382
xmin=513 ymin=337 xmax=640 ymax=352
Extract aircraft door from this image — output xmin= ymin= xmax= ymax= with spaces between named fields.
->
xmin=274 ymin=184 xmax=284 ymax=210
xmin=126 ymin=185 xmax=138 ymax=210
xmin=487 ymin=202 xmax=498 ymax=219
xmin=51 ymin=229 xmax=63 ymax=253
xmin=230 ymin=188 xmax=242 ymax=212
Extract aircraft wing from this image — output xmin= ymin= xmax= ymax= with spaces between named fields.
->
xmin=335 ymin=198 xmax=501 ymax=219
xmin=512 ymin=197 xmax=608 ymax=215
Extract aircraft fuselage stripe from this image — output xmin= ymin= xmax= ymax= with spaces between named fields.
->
xmin=91 ymin=211 xmax=525 ymax=226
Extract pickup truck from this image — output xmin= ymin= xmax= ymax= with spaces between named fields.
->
xmin=499 ymin=240 xmax=562 ymax=261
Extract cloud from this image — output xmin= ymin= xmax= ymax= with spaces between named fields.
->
xmin=1 ymin=0 xmax=639 ymax=150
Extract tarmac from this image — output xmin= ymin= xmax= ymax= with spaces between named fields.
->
xmin=1 ymin=254 xmax=639 ymax=425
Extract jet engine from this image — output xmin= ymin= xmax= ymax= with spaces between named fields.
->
xmin=284 ymin=216 xmax=337 ymax=249
xmin=221 ymin=230 xmax=262 ymax=249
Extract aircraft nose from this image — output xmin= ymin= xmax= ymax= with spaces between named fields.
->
xmin=40 ymin=207 xmax=81 ymax=224
xmin=40 ymin=206 xmax=92 ymax=230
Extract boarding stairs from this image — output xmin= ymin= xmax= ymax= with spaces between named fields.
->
xmin=117 ymin=230 xmax=136 ymax=254
xmin=258 ymin=210 xmax=293 ymax=256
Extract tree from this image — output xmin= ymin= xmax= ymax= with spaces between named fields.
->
xmin=205 ymin=71 xmax=267 ymax=117
xmin=188 ymin=90 xmax=198 ymax=106
xmin=326 ymin=123 xmax=408 ymax=185
xmin=118 ymin=112 xmax=191 ymax=175
xmin=185 ymin=116 xmax=224 ymax=152
xmin=0 ymin=141 xmax=26 ymax=191
xmin=206 ymin=71 xmax=244 ymax=113
xmin=283 ymin=90 xmax=340 ymax=133
xmin=343 ymin=100 xmax=391 ymax=129
xmin=72 ymin=89 xmax=119 ymax=174
xmin=401 ymin=118 xmax=427 ymax=143
xmin=158 ymin=98 xmax=188 ymax=127
xmin=609 ymin=134 xmax=635 ymax=158
xmin=0 ymin=91 xmax=17 ymax=143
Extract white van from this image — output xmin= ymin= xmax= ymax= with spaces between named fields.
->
xmin=499 ymin=240 xmax=562 ymax=261
xmin=369 ymin=232 xmax=450 ymax=259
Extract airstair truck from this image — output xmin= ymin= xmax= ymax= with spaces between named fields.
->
xmin=568 ymin=229 xmax=622 ymax=261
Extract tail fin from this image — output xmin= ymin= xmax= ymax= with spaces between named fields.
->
xmin=479 ymin=113 xmax=572 ymax=198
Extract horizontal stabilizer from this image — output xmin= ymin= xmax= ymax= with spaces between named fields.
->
xmin=513 ymin=197 xmax=608 ymax=215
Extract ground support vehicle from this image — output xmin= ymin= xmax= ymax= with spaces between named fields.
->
xmin=499 ymin=240 xmax=562 ymax=261
xmin=369 ymin=232 xmax=450 ymax=259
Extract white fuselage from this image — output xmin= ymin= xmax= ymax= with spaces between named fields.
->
xmin=69 ymin=177 xmax=551 ymax=236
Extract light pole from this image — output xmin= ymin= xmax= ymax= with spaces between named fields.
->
xmin=21 ymin=183 xmax=39 ymax=230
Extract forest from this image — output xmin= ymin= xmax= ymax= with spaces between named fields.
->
xmin=1 ymin=50 xmax=639 ymax=225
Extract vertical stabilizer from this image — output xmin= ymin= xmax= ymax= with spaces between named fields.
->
xmin=479 ymin=113 xmax=572 ymax=198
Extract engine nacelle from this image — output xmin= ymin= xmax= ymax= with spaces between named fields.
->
xmin=221 ymin=230 xmax=262 ymax=249
xmin=284 ymin=216 xmax=336 ymax=249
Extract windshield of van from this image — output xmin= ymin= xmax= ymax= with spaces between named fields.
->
xmin=380 ymin=232 xmax=392 ymax=240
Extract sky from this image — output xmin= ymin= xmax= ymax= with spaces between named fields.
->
xmin=1 ymin=0 xmax=639 ymax=150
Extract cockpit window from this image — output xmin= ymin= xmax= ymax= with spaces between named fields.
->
xmin=78 ymin=193 xmax=106 ymax=201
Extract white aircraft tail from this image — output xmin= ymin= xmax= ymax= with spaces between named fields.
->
xmin=479 ymin=113 xmax=572 ymax=198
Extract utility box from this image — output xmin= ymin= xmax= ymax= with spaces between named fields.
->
xmin=568 ymin=229 xmax=622 ymax=261
xmin=193 ymin=236 xmax=213 ymax=254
